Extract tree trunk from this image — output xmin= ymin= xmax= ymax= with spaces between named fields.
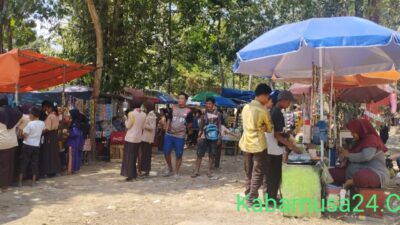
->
xmin=355 ymin=0 xmax=364 ymax=17
xmin=0 ymin=0 xmax=7 ymax=53
xmin=216 ymin=16 xmax=225 ymax=88
xmin=85 ymin=0 xmax=104 ymax=161
xmin=368 ymin=0 xmax=380 ymax=23
xmin=167 ymin=1 xmax=172 ymax=94
xmin=6 ymin=18 xmax=12 ymax=50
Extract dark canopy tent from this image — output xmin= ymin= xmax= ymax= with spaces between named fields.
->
xmin=7 ymin=85 xmax=92 ymax=105
xmin=221 ymin=88 xmax=255 ymax=103
xmin=200 ymin=96 xmax=237 ymax=108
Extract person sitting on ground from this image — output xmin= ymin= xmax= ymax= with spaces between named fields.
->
xmin=191 ymin=97 xmax=222 ymax=178
xmin=329 ymin=119 xmax=389 ymax=189
xmin=19 ymin=106 xmax=45 ymax=187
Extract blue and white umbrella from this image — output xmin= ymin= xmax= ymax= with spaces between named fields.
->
xmin=234 ymin=16 xmax=400 ymax=161
xmin=234 ymin=16 xmax=400 ymax=78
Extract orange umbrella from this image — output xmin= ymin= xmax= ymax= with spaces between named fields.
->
xmin=0 ymin=49 xmax=20 ymax=86
xmin=0 ymin=49 xmax=95 ymax=93
xmin=276 ymin=70 xmax=400 ymax=88
xmin=289 ymin=83 xmax=393 ymax=103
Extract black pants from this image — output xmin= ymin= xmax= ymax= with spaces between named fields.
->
xmin=120 ymin=142 xmax=140 ymax=179
xmin=158 ymin=130 xmax=165 ymax=152
xmin=214 ymin=144 xmax=222 ymax=168
xmin=19 ymin=144 xmax=40 ymax=176
xmin=266 ymin=154 xmax=283 ymax=201
xmin=0 ymin=148 xmax=15 ymax=188
xmin=244 ymin=150 xmax=268 ymax=203
xmin=139 ymin=142 xmax=152 ymax=173
xmin=190 ymin=130 xmax=199 ymax=145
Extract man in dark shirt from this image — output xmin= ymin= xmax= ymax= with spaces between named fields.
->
xmin=266 ymin=90 xmax=300 ymax=202
xmin=191 ymin=97 xmax=221 ymax=178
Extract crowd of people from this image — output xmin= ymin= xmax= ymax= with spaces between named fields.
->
xmin=120 ymin=93 xmax=231 ymax=181
xmin=1 ymin=84 xmax=397 ymax=206
xmin=0 ymin=94 xmax=89 ymax=191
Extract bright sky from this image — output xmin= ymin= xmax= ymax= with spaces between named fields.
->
xmin=33 ymin=17 xmax=69 ymax=52
xmin=34 ymin=18 xmax=52 ymax=39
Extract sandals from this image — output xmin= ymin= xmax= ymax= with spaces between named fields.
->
xmin=191 ymin=173 xmax=200 ymax=178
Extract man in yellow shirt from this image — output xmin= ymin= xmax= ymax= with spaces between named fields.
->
xmin=239 ymin=83 xmax=273 ymax=205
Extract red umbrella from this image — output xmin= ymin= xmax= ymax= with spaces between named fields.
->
xmin=123 ymin=87 xmax=160 ymax=104
xmin=337 ymin=85 xmax=393 ymax=103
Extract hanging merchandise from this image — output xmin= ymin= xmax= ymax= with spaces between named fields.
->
xmin=312 ymin=126 xmax=320 ymax=145
xmin=95 ymin=104 xmax=113 ymax=122
xmin=317 ymin=120 xmax=327 ymax=142
xmin=303 ymin=119 xmax=311 ymax=144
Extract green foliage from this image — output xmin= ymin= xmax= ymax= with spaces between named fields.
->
xmin=5 ymin=0 xmax=400 ymax=96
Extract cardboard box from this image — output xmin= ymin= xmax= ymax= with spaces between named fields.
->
xmin=110 ymin=144 xmax=124 ymax=162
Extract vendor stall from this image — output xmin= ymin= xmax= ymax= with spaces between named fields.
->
xmin=234 ymin=16 xmax=400 ymax=218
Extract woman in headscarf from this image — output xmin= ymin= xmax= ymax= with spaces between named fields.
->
xmin=0 ymin=94 xmax=23 ymax=191
xmin=329 ymin=119 xmax=389 ymax=189
xmin=40 ymin=101 xmax=61 ymax=177
xmin=65 ymin=109 xmax=84 ymax=173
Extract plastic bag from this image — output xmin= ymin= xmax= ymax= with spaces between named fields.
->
xmin=321 ymin=163 xmax=334 ymax=184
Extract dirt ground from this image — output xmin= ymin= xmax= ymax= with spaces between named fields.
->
xmin=1 ymin=134 xmax=400 ymax=225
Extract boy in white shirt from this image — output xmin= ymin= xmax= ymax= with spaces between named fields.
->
xmin=18 ymin=106 xmax=45 ymax=187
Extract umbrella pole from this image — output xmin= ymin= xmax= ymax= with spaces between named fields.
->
xmin=329 ymin=73 xmax=334 ymax=148
xmin=62 ymin=65 xmax=66 ymax=107
xmin=248 ymin=75 xmax=253 ymax=90
xmin=319 ymin=49 xmax=325 ymax=162
xmin=15 ymin=83 xmax=19 ymax=106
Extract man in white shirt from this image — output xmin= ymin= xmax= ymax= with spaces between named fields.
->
xmin=19 ymin=106 xmax=45 ymax=187
xmin=265 ymin=91 xmax=300 ymax=203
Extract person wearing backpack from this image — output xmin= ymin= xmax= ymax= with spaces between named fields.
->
xmin=191 ymin=97 xmax=221 ymax=178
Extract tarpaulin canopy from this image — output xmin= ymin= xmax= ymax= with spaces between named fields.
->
xmin=192 ymin=91 xmax=220 ymax=102
xmin=221 ymin=88 xmax=255 ymax=103
xmin=200 ymin=96 xmax=237 ymax=108
xmin=0 ymin=49 xmax=95 ymax=92
xmin=7 ymin=85 xmax=92 ymax=104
